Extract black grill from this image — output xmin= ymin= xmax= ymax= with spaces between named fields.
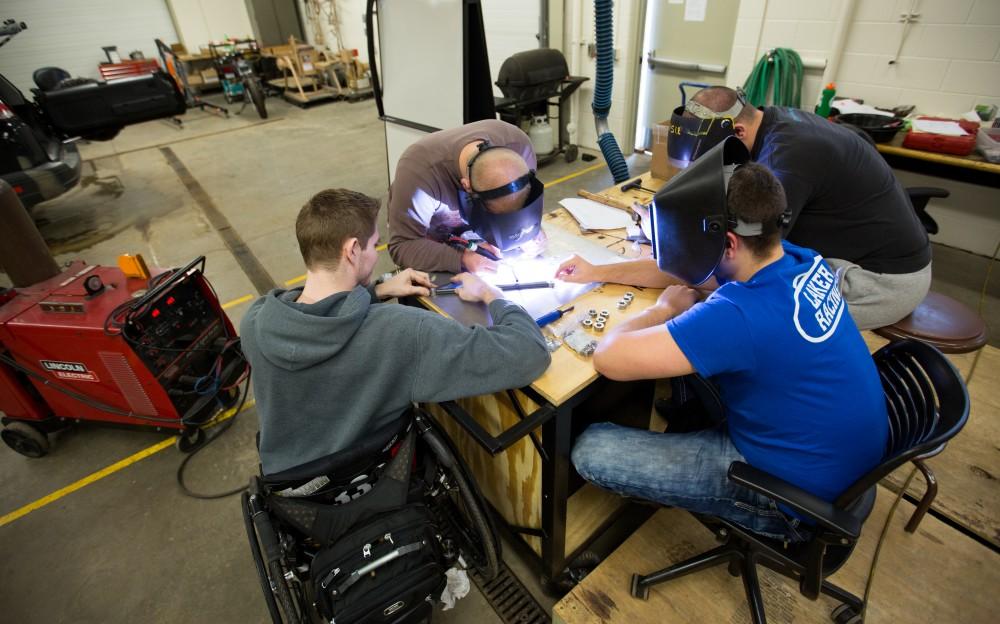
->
xmin=470 ymin=562 xmax=550 ymax=624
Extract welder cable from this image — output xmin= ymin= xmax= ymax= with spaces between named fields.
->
xmin=592 ymin=0 xmax=629 ymax=183
xmin=176 ymin=372 xmax=252 ymax=499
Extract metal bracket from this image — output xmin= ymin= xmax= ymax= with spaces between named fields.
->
xmin=437 ymin=395 xmax=556 ymax=456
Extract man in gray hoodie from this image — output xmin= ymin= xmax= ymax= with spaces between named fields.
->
xmin=241 ymin=188 xmax=552 ymax=475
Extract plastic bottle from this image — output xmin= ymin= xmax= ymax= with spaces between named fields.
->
xmin=815 ymin=83 xmax=837 ymax=118
xmin=528 ymin=116 xmax=555 ymax=155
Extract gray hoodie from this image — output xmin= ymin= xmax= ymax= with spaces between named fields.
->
xmin=240 ymin=285 xmax=551 ymax=474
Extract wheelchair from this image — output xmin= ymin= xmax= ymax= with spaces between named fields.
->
xmin=242 ymin=407 xmax=500 ymax=624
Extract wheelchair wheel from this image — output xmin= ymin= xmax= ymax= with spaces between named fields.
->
xmin=415 ymin=412 xmax=501 ymax=581
xmin=242 ymin=491 xmax=305 ymax=624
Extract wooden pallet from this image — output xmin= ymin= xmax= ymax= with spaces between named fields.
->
xmin=863 ymin=333 xmax=1000 ymax=548
xmin=555 ymin=486 xmax=1000 ymax=623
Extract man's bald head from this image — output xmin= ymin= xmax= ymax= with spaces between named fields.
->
xmin=689 ymin=86 xmax=757 ymax=123
xmin=469 ymin=147 xmax=531 ymax=214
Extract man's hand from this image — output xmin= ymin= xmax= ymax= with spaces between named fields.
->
xmin=657 ymin=284 xmax=699 ymax=318
xmin=554 ymin=254 xmax=600 ymax=283
xmin=462 ymin=249 xmax=498 ymax=274
xmin=374 ymin=268 xmax=435 ymax=299
xmin=452 ymin=272 xmax=503 ymax=304
xmin=517 ymin=230 xmax=548 ymax=259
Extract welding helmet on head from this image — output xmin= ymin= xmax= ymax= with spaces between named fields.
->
xmin=457 ymin=142 xmax=544 ymax=252
xmin=649 ymin=136 xmax=759 ymax=285
xmin=666 ymin=86 xmax=747 ymax=168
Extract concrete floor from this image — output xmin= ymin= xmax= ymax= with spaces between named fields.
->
xmin=1 ymin=92 xmax=998 ymax=623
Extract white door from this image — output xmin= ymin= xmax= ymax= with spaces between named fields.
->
xmin=635 ymin=0 xmax=741 ymax=150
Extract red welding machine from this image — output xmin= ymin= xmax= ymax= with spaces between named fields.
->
xmin=0 ymin=256 xmax=245 ymax=457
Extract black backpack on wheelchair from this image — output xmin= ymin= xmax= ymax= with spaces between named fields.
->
xmin=243 ymin=408 xmax=500 ymax=624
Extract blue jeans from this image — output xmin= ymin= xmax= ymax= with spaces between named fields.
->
xmin=572 ymin=422 xmax=808 ymax=542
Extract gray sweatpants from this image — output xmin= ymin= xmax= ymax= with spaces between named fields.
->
xmin=826 ymin=259 xmax=932 ymax=330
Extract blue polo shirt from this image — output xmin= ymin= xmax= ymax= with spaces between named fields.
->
xmin=666 ymin=241 xmax=887 ymax=502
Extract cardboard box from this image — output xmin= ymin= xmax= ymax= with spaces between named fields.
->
xmin=200 ymin=68 xmax=219 ymax=84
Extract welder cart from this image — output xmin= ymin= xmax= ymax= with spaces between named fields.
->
xmin=494 ymin=48 xmax=587 ymax=165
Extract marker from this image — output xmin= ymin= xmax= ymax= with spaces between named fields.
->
xmin=536 ymin=306 xmax=574 ymax=327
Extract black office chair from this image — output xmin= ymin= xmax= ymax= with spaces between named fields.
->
xmin=32 ymin=66 xmax=71 ymax=91
xmin=630 ymin=340 xmax=970 ymax=624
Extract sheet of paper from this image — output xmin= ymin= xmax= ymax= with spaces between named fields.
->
xmin=559 ymin=198 xmax=633 ymax=231
xmin=669 ymin=0 xmax=684 ymax=4
xmin=684 ymin=0 xmax=707 ymax=21
xmin=832 ymin=99 xmax=894 ymax=117
xmin=911 ymin=119 xmax=968 ymax=136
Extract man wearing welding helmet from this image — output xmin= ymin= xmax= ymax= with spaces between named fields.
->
xmin=387 ymin=119 xmax=546 ymax=274
xmin=570 ymin=138 xmax=888 ymax=542
xmin=558 ymin=86 xmax=930 ymax=330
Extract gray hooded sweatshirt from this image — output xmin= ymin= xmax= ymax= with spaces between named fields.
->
xmin=240 ymin=285 xmax=551 ymax=475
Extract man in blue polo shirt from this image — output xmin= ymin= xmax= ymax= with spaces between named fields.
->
xmin=569 ymin=140 xmax=888 ymax=541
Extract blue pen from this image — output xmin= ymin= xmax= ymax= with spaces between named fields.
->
xmin=536 ymin=306 xmax=574 ymax=327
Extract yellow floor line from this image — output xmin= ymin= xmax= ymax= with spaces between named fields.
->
xmin=284 ymin=274 xmax=306 ymax=286
xmin=0 ymin=399 xmax=255 ymax=529
xmin=544 ymin=162 xmax=606 ymax=188
xmin=221 ymin=293 xmax=254 ymax=309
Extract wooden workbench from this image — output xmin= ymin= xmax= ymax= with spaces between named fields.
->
xmin=876 ymin=131 xmax=1000 ymax=176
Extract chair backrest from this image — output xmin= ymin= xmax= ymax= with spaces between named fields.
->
xmin=835 ymin=340 xmax=969 ymax=507
xmin=33 ymin=66 xmax=71 ymax=91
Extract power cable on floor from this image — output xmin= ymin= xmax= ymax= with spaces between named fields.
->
xmin=176 ymin=372 xmax=252 ymax=499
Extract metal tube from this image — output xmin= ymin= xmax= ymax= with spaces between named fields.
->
xmin=0 ymin=180 xmax=60 ymax=287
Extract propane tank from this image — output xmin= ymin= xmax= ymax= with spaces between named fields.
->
xmin=528 ymin=115 xmax=555 ymax=156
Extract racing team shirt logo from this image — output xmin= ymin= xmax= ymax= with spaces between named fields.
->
xmin=792 ymin=256 xmax=845 ymax=343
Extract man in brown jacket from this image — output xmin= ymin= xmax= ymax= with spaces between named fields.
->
xmin=387 ymin=119 xmax=541 ymax=274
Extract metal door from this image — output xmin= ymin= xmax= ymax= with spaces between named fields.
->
xmin=635 ymin=0 xmax=740 ymax=150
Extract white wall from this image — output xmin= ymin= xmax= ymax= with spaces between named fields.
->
xmin=167 ymin=0 xmax=255 ymax=52
xmin=1 ymin=0 xmax=178 ymax=93
xmin=481 ymin=1 xmax=544 ymax=97
xmin=727 ymin=0 xmax=1000 ymax=116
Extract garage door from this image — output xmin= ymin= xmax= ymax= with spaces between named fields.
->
xmin=1 ymin=0 xmax=178 ymax=93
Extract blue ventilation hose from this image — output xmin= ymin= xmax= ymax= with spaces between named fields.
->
xmin=592 ymin=0 xmax=630 ymax=183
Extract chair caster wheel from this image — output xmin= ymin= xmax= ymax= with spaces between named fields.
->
xmin=831 ymin=603 xmax=862 ymax=624
xmin=728 ymin=559 xmax=741 ymax=577
xmin=630 ymin=574 xmax=649 ymax=600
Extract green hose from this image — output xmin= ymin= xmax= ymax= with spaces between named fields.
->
xmin=743 ymin=48 xmax=803 ymax=108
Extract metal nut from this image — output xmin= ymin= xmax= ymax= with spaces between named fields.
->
xmin=623 ymin=291 xmax=635 ymax=301
xmin=616 ymin=301 xmax=628 ymax=309
xmin=594 ymin=321 xmax=606 ymax=332
xmin=582 ymin=318 xmax=593 ymax=328
xmin=587 ymin=308 xmax=598 ymax=317
xmin=598 ymin=310 xmax=610 ymax=318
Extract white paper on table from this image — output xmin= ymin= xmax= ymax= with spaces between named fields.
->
xmin=911 ymin=119 xmax=968 ymax=136
xmin=559 ymin=198 xmax=633 ymax=231
xmin=684 ymin=0 xmax=707 ymax=21
xmin=668 ymin=0 xmax=684 ymax=4
xmin=832 ymin=100 xmax=894 ymax=117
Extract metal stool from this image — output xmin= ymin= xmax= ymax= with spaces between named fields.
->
xmin=873 ymin=291 xmax=987 ymax=532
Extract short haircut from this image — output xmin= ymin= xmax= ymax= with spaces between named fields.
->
xmin=296 ymin=189 xmax=380 ymax=270
xmin=689 ymin=86 xmax=757 ymax=123
xmin=469 ymin=147 xmax=530 ymax=214
xmin=726 ymin=163 xmax=786 ymax=257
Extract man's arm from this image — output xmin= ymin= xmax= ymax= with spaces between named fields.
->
xmin=387 ymin=167 xmax=466 ymax=273
xmin=410 ymin=275 xmax=551 ymax=403
xmin=556 ymin=255 xmax=681 ymax=288
xmin=593 ymin=285 xmax=698 ymax=381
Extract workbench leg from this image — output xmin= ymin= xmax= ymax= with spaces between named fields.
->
xmin=541 ymin=404 xmax=572 ymax=582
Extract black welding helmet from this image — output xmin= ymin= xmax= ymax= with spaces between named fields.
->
xmin=667 ymin=86 xmax=747 ymax=168
xmin=458 ymin=142 xmax=544 ymax=252
xmin=649 ymin=136 xmax=753 ymax=285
